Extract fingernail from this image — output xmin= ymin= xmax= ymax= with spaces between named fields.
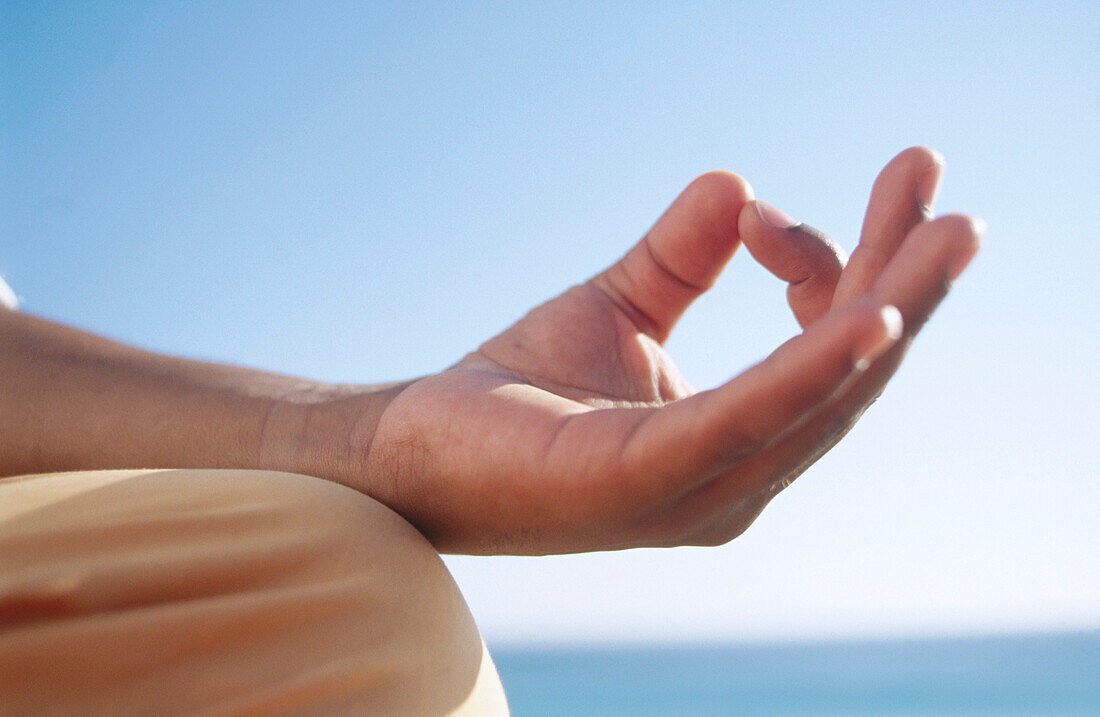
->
xmin=916 ymin=162 xmax=944 ymax=215
xmin=755 ymin=200 xmax=800 ymax=229
xmin=947 ymin=217 xmax=985 ymax=282
xmin=854 ymin=305 xmax=904 ymax=371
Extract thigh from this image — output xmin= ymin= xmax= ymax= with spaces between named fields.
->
xmin=0 ymin=469 xmax=508 ymax=716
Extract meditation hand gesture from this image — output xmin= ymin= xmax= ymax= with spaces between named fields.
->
xmin=0 ymin=147 xmax=981 ymax=558
xmin=309 ymin=147 xmax=982 ymax=554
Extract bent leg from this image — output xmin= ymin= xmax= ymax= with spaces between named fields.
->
xmin=0 ymin=469 xmax=508 ymax=716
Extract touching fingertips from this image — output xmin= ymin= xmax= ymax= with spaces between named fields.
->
xmin=754 ymin=200 xmax=801 ymax=229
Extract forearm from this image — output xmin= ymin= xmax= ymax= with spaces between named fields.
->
xmin=0 ymin=306 xmax=396 ymax=480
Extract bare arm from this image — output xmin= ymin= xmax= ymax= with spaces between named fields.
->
xmin=0 ymin=147 xmax=982 ymax=555
xmin=0 ymin=305 xmax=399 ymax=480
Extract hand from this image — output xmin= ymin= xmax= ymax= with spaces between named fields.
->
xmin=315 ymin=147 xmax=982 ymax=555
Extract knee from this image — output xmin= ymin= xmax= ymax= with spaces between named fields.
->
xmin=170 ymin=469 xmax=509 ymax=715
xmin=213 ymin=469 xmax=510 ymax=714
xmin=0 ymin=469 xmax=509 ymax=715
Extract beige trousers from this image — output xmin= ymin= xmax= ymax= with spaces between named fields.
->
xmin=0 ymin=469 xmax=508 ymax=716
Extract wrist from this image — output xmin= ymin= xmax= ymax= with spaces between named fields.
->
xmin=259 ymin=379 xmax=415 ymax=492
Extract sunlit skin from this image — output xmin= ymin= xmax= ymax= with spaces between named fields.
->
xmin=297 ymin=146 xmax=983 ymax=554
xmin=0 ymin=147 xmax=981 ymax=557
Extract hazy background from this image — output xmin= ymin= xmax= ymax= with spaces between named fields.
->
xmin=3 ymin=1 xmax=1097 ymax=644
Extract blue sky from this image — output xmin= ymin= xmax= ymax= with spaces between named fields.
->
xmin=3 ymin=1 xmax=1097 ymax=643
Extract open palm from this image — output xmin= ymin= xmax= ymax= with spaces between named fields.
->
xmin=346 ymin=148 xmax=982 ymax=555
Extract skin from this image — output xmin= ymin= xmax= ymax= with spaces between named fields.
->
xmin=0 ymin=147 xmax=982 ymax=556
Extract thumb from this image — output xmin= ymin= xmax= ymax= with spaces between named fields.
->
xmin=589 ymin=171 xmax=754 ymax=343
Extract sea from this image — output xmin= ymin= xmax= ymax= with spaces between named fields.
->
xmin=490 ymin=630 xmax=1100 ymax=716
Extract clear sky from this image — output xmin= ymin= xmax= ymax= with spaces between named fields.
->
xmin=3 ymin=1 xmax=1097 ymax=643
